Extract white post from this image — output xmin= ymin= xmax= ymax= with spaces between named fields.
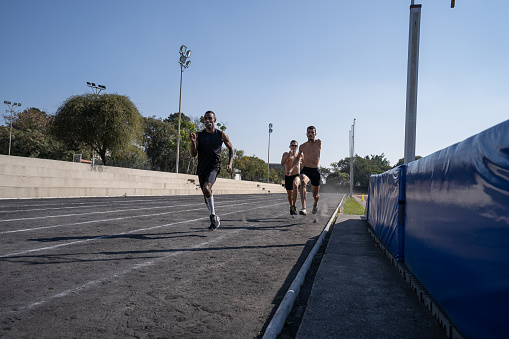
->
xmin=349 ymin=119 xmax=355 ymax=198
xmin=404 ymin=3 xmax=421 ymax=164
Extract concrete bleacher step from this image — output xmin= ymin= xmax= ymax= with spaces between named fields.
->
xmin=0 ymin=155 xmax=286 ymax=198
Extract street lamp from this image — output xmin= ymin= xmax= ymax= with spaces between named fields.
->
xmin=267 ymin=123 xmax=273 ymax=182
xmin=86 ymin=82 xmax=106 ymax=95
xmin=3 ymin=100 xmax=22 ymax=156
xmin=175 ymin=44 xmax=191 ymax=173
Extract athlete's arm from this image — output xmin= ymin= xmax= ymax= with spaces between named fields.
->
xmin=222 ymin=132 xmax=234 ymax=173
xmin=189 ymin=132 xmax=198 ymax=157
xmin=281 ymin=152 xmax=290 ymax=166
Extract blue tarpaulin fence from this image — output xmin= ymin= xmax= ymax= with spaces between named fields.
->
xmin=367 ymin=119 xmax=509 ymax=339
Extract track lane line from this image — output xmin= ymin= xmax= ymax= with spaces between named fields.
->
xmin=0 ymin=195 xmax=279 ymax=223
xmin=0 ymin=196 xmax=286 ymax=234
xmin=2 ymin=210 xmax=289 ymax=316
xmin=0 ymin=202 xmax=288 ymax=258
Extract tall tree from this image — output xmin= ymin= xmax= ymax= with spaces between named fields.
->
xmin=143 ymin=116 xmax=176 ymax=171
xmin=331 ymin=153 xmax=392 ymax=186
xmin=0 ymin=107 xmax=68 ymax=159
xmin=52 ymin=94 xmax=143 ymax=165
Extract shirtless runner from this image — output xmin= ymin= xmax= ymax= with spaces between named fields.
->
xmin=281 ymin=140 xmax=301 ymax=215
xmin=288 ymin=126 xmax=321 ymax=215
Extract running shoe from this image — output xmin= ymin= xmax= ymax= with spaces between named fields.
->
xmin=290 ymin=206 xmax=294 ymax=215
xmin=292 ymin=206 xmax=297 ymax=215
xmin=209 ymin=214 xmax=220 ymax=231
xmin=299 ymin=208 xmax=307 ymax=215
xmin=312 ymin=205 xmax=318 ymax=214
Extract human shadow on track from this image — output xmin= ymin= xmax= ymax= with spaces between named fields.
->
xmin=27 ymin=231 xmax=208 ymax=243
xmin=0 ymin=243 xmax=306 ymax=265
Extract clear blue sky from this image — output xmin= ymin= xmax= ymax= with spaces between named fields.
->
xmin=1 ymin=0 xmax=507 ymax=168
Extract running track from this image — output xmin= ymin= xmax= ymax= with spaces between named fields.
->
xmin=0 ymin=193 xmax=342 ymax=338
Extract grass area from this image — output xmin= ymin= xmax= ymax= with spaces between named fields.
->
xmin=343 ymin=197 xmax=365 ymax=215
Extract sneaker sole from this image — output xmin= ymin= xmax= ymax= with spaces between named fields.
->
xmin=209 ymin=217 xmax=220 ymax=231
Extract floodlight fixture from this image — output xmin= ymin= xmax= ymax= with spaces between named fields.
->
xmin=180 ymin=45 xmax=187 ymax=54
xmin=185 ymin=60 xmax=191 ymax=68
xmin=186 ymin=50 xmax=191 ymax=58
xmin=86 ymin=81 xmax=106 ymax=94
xmin=4 ymin=101 xmax=11 ymax=105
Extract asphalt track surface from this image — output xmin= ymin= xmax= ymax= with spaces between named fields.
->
xmin=0 ymin=193 xmax=342 ymax=338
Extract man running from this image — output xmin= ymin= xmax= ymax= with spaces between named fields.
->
xmin=190 ymin=111 xmax=234 ymax=230
xmin=289 ymin=126 xmax=321 ymax=215
xmin=281 ymin=140 xmax=301 ymax=215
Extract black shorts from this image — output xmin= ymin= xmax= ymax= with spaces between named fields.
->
xmin=284 ymin=174 xmax=299 ymax=190
xmin=301 ymin=167 xmax=321 ymax=187
xmin=198 ymin=168 xmax=220 ymax=189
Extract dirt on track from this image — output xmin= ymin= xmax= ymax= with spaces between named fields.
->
xmin=0 ymin=193 xmax=342 ymax=338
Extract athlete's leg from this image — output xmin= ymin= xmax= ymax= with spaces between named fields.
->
xmin=300 ymin=174 xmax=309 ymax=213
xmin=312 ymin=185 xmax=320 ymax=213
xmin=292 ymin=176 xmax=301 ymax=208
xmin=202 ymin=182 xmax=216 ymax=215
xmin=286 ymin=189 xmax=293 ymax=206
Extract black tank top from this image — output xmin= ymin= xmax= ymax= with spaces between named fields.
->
xmin=197 ymin=129 xmax=223 ymax=174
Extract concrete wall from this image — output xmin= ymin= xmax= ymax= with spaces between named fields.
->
xmin=0 ymin=155 xmax=286 ymax=198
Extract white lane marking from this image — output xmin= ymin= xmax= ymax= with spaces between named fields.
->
xmin=8 ymin=209 xmax=290 ymax=315
xmin=0 ymin=195 xmax=274 ymax=213
xmin=0 ymin=197 xmax=285 ymax=234
xmin=0 ymin=195 xmax=275 ymax=223
xmin=15 ymin=229 xmax=241 ymax=313
xmin=0 ymin=202 xmax=288 ymax=258
xmin=0 ymin=197 xmax=200 ymax=209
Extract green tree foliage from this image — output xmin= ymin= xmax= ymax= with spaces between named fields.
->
xmin=109 ymin=144 xmax=148 ymax=169
xmin=270 ymin=165 xmax=285 ymax=184
xmin=0 ymin=107 xmax=68 ymax=159
xmin=326 ymin=172 xmax=350 ymax=186
xmin=233 ymin=149 xmax=270 ymax=181
xmin=52 ymin=93 xmax=143 ymax=165
xmin=330 ymin=153 xmax=392 ymax=186
xmin=164 ymin=113 xmax=198 ymax=173
xmin=143 ymin=116 xmax=176 ymax=171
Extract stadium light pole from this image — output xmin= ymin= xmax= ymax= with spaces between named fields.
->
xmin=4 ymin=100 xmax=22 ymax=156
xmin=86 ymin=82 xmax=106 ymax=95
xmin=267 ymin=123 xmax=273 ymax=182
xmin=85 ymin=82 xmax=106 ymax=165
xmin=175 ymin=45 xmax=191 ymax=173
xmin=349 ymin=119 xmax=356 ymax=198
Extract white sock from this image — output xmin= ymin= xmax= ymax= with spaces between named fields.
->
xmin=206 ymin=196 xmax=215 ymax=216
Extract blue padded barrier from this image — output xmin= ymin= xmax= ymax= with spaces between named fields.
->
xmin=367 ymin=165 xmax=406 ymax=261
xmin=404 ymin=120 xmax=509 ymax=339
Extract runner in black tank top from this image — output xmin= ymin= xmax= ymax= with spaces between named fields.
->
xmin=189 ymin=111 xmax=234 ymax=231
xmin=197 ymin=129 xmax=223 ymax=175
